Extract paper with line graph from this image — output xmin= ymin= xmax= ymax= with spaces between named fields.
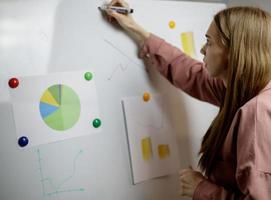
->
xmin=122 ymin=94 xmax=180 ymax=184
xmin=36 ymin=148 xmax=85 ymax=197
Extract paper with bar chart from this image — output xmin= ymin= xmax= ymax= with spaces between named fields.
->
xmin=122 ymin=94 xmax=180 ymax=184
xmin=9 ymin=70 xmax=101 ymax=148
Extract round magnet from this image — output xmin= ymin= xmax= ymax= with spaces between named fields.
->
xmin=9 ymin=78 xmax=19 ymax=88
xmin=84 ymin=72 xmax=93 ymax=81
xmin=143 ymin=92 xmax=151 ymax=102
xmin=18 ymin=136 xmax=29 ymax=147
xmin=92 ymin=118 xmax=101 ymax=128
xmin=169 ymin=20 xmax=176 ymax=29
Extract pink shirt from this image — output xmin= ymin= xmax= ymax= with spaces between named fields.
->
xmin=139 ymin=34 xmax=271 ymax=200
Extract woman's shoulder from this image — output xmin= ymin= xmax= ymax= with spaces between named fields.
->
xmin=237 ymin=82 xmax=271 ymax=173
xmin=239 ymin=81 xmax=271 ymax=116
xmin=235 ymin=81 xmax=271 ymax=139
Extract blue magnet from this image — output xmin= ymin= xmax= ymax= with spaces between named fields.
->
xmin=18 ymin=136 xmax=29 ymax=147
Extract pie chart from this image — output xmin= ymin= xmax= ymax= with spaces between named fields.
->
xmin=39 ymin=84 xmax=81 ymax=131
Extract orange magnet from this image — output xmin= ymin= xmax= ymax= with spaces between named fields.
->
xmin=143 ymin=92 xmax=150 ymax=102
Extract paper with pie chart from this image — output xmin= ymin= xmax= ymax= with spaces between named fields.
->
xmin=9 ymin=70 xmax=101 ymax=148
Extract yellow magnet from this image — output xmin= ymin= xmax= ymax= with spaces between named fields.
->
xmin=169 ymin=20 xmax=176 ymax=29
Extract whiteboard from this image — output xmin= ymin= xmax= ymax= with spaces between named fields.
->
xmin=0 ymin=0 xmax=225 ymax=199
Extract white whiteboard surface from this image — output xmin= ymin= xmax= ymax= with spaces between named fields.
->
xmin=0 ymin=0 xmax=224 ymax=199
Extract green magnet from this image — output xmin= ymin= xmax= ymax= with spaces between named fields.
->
xmin=92 ymin=118 xmax=101 ymax=128
xmin=84 ymin=72 xmax=93 ymax=81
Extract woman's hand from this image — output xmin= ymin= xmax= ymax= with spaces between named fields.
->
xmin=105 ymin=0 xmax=135 ymax=31
xmin=179 ymin=166 xmax=206 ymax=197
xmin=103 ymin=0 xmax=150 ymax=46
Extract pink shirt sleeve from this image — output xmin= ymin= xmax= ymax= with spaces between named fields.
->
xmin=139 ymin=34 xmax=226 ymax=106
xmin=193 ymin=95 xmax=271 ymax=200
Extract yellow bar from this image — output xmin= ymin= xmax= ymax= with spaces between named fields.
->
xmin=158 ymin=144 xmax=170 ymax=159
xmin=180 ymin=32 xmax=197 ymax=59
xmin=141 ymin=137 xmax=153 ymax=161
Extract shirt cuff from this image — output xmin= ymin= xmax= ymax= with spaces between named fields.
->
xmin=139 ymin=33 xmax=165 ymax=59
xmin=193 ymin=179 xmax=218 ymax=200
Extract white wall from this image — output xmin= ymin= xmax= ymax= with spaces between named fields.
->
xmin=227 ymin=0 xmax=271 ymax=12
xmin=161 ymin=0 xmax=271 ymax=13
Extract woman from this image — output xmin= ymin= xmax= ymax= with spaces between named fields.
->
xmin=104 ymin=1 xmax=271 ymax=199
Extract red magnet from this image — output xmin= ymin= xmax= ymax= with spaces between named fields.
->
xmin=9 ymin=78 xmax=19 ymax=88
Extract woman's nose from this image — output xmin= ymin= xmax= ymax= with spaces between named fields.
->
xmin=200 ymin=44 xmax=206 ymax=55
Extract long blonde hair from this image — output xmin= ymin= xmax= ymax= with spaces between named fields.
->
xmin=199 ymin=7 xmax=271 ymax=176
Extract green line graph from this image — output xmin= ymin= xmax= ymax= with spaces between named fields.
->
xmin=36 ymin=149 xmax=85 ymax=197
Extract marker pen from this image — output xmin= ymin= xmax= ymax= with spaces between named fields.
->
xmin=98 ymin=5 xmax=134 ymax=14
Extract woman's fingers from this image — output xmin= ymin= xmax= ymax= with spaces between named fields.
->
xmin=105 ymin=0 xmax=132 ymax=24
xmin=179 ymin=175 xmax=191 ymax=185
xmin=105 ymin=10 xmax=114 ymax=22
xmin=179 ymin=182 xmax=190 ymax=196
xmin=108 ymin=0 xmax=129 ymax=8
xmin=106 ymin=9 xmax=121 ymax=20
xmin=108 ymin=0 xmax=119 ymax=7
xmin=179 ymin=168 xmax=192 ymax=175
